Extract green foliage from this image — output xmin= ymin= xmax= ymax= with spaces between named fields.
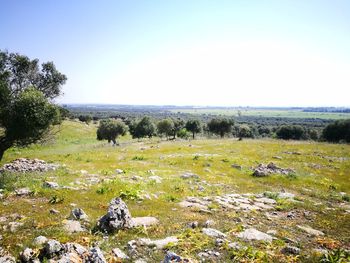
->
xmin=207 ymin=118 xmax=234 ymax=138
xmin=237 ymin=124 xmax=254 ymax=138
xmin=119 ymin=188 xmax=141 ymax=200
xmin=322 ymin=119 xmax=350 ymax=143
xmin=0 ymin=50 xmax=66 ymax=160
xmin=320 ymin=249 xmax=350 ymax=263
xmin=131 ymin=156 xmax=145 ymax=160
xmin=341 ymin=195 xmax=350 ymax=202
xmin=177 ymin=128 xmax=190 ymax=139
xmin=276 ymin=125 xmax=306 ymax=140
xmin=96 ymin=119 xmax=128 ymax=145
xmin=130 ymin=116 xmax=156 ymax=139
xmin=230 ymin=246 xmax=270 ymax=261
xmin=48 ymin=195 xmax=64 ymax=204
xmin=78 ymin=115 xmax=92 ymax=124
xmin=185 ymin=119 xmax=201 ymax=139
xmin=157 ymin=119 xmax=174 ymax=138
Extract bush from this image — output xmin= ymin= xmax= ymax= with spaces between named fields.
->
xmin=96 ymin=119 xmax=128 ymax=145
xmin=276 ymin=125 xmax=306 ymax=140
xmin=207 ymin=118 xmax=234 ymax=138
xmin=322 ymin=119 xmax=350 ymax=143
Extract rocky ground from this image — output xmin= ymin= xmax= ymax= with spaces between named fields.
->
xmin=0 ymin=121 xmax=349 ymax=262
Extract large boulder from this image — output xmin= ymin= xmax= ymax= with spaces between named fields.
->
xmin=97 ymin=198 xmax=133 ymax=233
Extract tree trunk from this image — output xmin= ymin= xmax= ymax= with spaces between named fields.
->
xmin=0 ymin=138 xmax=12 ymax=162
xmin=192 ymin=132 xmax=195 ymax=139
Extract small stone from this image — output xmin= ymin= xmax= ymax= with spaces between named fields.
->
xmin=43 ymin=181 xmax=59 ymax=189
xmin=50 ymin=209 xmax=60 ymax=214
xmin=8 ymin=221 xmax=24 ymax=232
xmin=115 ymin=169 xmax=124 ymax=174
xmin=297 ymin=225 xmax=324 ymax=236
xmin=204 ymin=220 xmax=215 ymax=227
xmin=44 ymin=240 xmax=63 ymax=258
xmin=163 ymin=251 xmax=183 ymax=263
xmin=69 ymin=208 xmax=88 ymax=221
xmin=138 ymin=236 xmax=178 ymax=249
xmin=14 ymin=188 xmax=32 ymax=196
xmin=181 ymin=172 xmax=199 ymax=179
xmin=281 ymin=246 xmax=300 ymax=255
xmin=188 ymin=221 xmax=199 ymax=229
xmin=111 ymin=248 xmax=129 ymax=260
xmin=20 ymin=248 xmax=36 ymax=262
xmin=237 ymin=228 xmax=273 ymax=243
xmin=132 ymin=217 xmax=159 ymax=227
xmin=149 ymin=176 xmax=162 ymax=183
xmin=87 ymin=247 xmax=106 ymax=263
xmin=33 ymin=236 xmax=48 ymax=246
xmin=63 ymin=220 xmax=85 ymax=233
xmin=202 ymin=228 xmax=227 ymax=238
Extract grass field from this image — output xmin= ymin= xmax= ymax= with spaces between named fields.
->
xmin=170 ymin=108 xmax=350 ymax=120
xmin=0 ymin=120 xmax=349 ymax=262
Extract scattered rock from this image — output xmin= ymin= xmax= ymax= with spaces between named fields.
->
xmin=188 ymin=221 xmax=199 ymax=229
xmin=7 ymin=221 xmax=24 ymax=232
xmin=149 ymin=175 xmax=162 ymax=183
xmin=202 ymin=228 xmax=227 ymax=238
xmin=14 ymin=188 xmax=32 ymax=196
xmin=44 ymin=239 xmax=63 ymax=258
xmin=204 ymin=220 xmax=215 ymax=228
xmin=49 ymin=208 xmax=60 ymax=215
xmin=87 ymin=247 xmax=106 ymax=263
xmin=162 ymin=251 xmax=184 ymax=263
xmin=281 ymin=246 xmax=301 ymax=255
xmin=0 ymin=247 xmax=15 ymax=263
xmin=297 ymin=225 xmax=324 ymax=236
xmin=115 ymin=169 xmax=124 ymax=174
xmin=97 ymin=197 xmax=133 ymax=233
xmin=33 ymin=236 xmax=48 ymax=246
xmin=43 ymin=181 xmax=59 ymax=189
xmin=181 ymin=173 xmax=199 ymax=179
xmin=111 ymin=248 xmax=129 ymax=260
xmin=198 ymin=250 xmax=221 ymax=261
xmin=138 ymin=236 xmax=178 ymax=249
xmin=69 ymin=208 xmax=88 ymax=221
xmin=237 ymin=228 xmax=273 ymax=243
xmin=132 ymin=217 xmax=159 ymax=227
xmin=252 ymin=162 xmax=295 ymax=177
xmin=1 ymin=158 xmax=59 ymax=173
xmin=20 ymin=248 xmax=36 ymax=262
xmin=63 ymin=220 xmax=85 ymax=233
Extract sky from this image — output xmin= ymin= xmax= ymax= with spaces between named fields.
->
xmin=1 ymin=0 xmax=350 ymax=107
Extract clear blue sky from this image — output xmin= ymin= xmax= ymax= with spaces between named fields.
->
xmin=1 ymin=0 xmax=350 ymax=106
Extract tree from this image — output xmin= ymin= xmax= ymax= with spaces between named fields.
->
xmin=276 ymin=125 xmax=305 ymax=140
xmin=185 ymin=119 xmax=201 ymax=139
xmin=207 ymin=118 xmax=234 ymax=138
xmin=237 ymin=124 xmax=253 ymax=138
xmin=97 ymin=119 xmax=128 ymax=145
xmin=171 ymin=118 xmax=185 ymax=139
xmin=322 ymin=119 xmax=350 ymax=143
xmin=0 ymin=50 xmax=67 ymax=160
xmin=130 ymin=117 xmax=155 ymax=139
xmin=78 ymin=115 xmax=92 ymax=124
xmin=157 ymin=119 xmax=174 ymax=139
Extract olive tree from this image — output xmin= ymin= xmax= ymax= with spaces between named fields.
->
xmin=207 ymin=118 xmax=234 ymax=138
xmin=185 ymin=119 xmax=201 ymax=139
xmin=157 ymin=119 xmax=174 ymax=139
xmin=97 ymin=119 xmax=128 ymax=145
xmin=0 ymin=50 xmax=67 ymax=160
xmin=130 ymin=116 xmax=156 ymax=139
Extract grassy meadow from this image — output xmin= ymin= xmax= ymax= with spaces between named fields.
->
xmin=0 ymin=120 xmax=349 ymax=262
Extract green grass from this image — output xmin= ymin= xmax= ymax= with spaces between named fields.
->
xmin=0 ymin=120 xmax=349 ymax=262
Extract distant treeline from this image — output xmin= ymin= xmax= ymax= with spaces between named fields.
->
xmin=303 ymin=107 xmax=350 ymax=113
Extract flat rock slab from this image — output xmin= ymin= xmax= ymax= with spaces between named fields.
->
xmin=202 ymin=228 xmax=227 ymax=238
xmin=132 ymin=217 xmax=159 ymax=227
xmin=297 ymin=225 xmax=324 ymax=236
xmin=63 ymin=220 xmax=85 ymax=233
xmin=237 ymin=228 xmax=273 ymax=243
xmin=112 ymin=248 xmax=129 ymax=260
xmin=138 ymin=236 xmax=178 ymax=249
xmin=14 ymin=188 xmax=32 ymax=196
